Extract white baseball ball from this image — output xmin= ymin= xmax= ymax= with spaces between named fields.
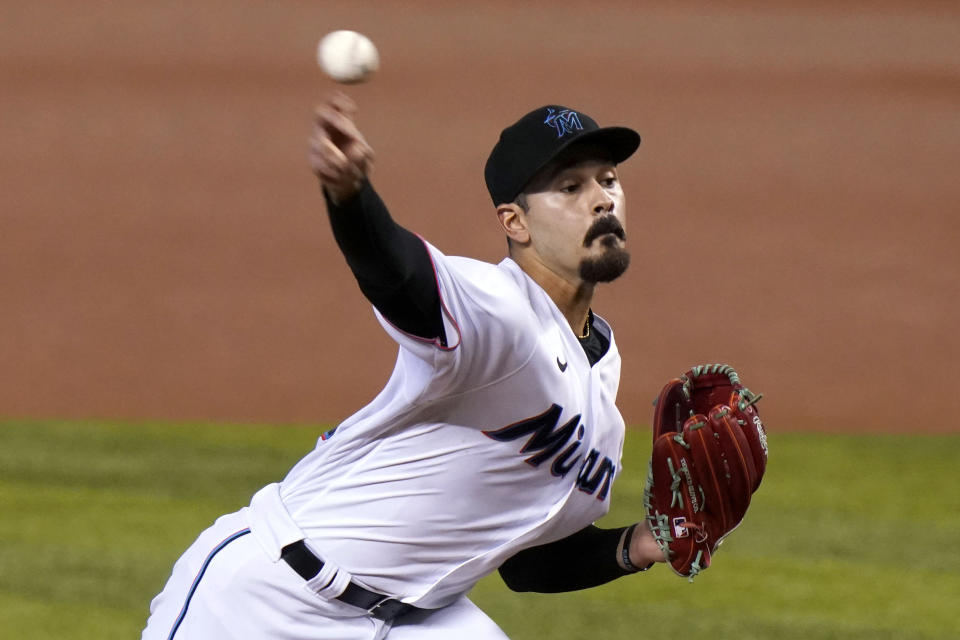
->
xmin=316 ymin=30 xmax=379 ymax=84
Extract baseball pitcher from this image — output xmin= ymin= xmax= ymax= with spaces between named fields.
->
xmin=141 ymin=93 xmax=767 ymax=640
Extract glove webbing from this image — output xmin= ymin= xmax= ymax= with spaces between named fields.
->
xmin=682 ymin=363 xmax=763 ymax=413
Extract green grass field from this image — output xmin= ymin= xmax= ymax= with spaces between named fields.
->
xmin=1 ymin=420 xmax=958 ymax=639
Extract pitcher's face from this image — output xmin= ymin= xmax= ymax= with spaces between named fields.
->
xmin=522 ymin=158 xmax=629 ymax=284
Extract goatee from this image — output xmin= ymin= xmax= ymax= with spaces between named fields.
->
xmin=579 ymin=244 xmax=630 ymax=283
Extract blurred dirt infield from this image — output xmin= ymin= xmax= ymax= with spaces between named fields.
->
xmin=2 ymin=1 xmax=958 ymax=432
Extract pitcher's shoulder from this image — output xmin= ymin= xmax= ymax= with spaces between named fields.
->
xmin=442 ymin=255 xmax=528 ymax=306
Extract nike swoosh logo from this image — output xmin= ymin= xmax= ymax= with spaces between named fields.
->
xmin=557 ymin=357 xmax=568 ymax=372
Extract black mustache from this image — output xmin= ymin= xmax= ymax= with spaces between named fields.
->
xmin=583 ymin=216 xmax=626 ymax=246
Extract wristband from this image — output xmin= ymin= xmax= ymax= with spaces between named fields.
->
xmin=621 ymin=524 xmax=654 ymax=573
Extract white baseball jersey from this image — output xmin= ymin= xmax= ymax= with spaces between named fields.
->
xmin=246 ymin=242 xmax=627 ymax=610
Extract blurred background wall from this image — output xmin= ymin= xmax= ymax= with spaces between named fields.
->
xmin=2 ymin=0 xmax=958 ymax=432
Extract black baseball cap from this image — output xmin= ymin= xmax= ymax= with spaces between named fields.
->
xmin=484 ymin=105 xmax=641 ymax=206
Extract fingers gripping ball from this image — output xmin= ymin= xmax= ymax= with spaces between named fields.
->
xmin=643 ymin=364 xmax=768 ymax=580
xmin=317 ymin=30 xmax=379 ymax=84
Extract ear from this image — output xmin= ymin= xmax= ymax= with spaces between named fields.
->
xmin=496 ymin=203 xmax=530 ymax=245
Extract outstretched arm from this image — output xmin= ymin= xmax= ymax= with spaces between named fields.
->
xmin=308 ymin=93 xmax=445 ymax=344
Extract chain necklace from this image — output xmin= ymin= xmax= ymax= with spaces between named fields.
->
xmin=577 ymin=309 xmax=592 ymax=340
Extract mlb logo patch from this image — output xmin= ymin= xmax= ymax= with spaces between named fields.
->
xmin=673 ymin=517 xmax=689 ymax=538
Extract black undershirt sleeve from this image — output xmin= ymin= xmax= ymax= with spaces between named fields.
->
xmin=324 ymin=180 xmax=446 ymax=344
xmin=498 ymin=525 xmax=634 ymax=592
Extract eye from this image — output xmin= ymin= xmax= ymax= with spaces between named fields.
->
xmin=600 ymin=175 xmax=618 ymax=188
xmin=560 ymin=182 xmax=579 ymax=194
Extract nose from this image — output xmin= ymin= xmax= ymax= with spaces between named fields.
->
xmin=591 ymin=181 xmax=614 ymax=215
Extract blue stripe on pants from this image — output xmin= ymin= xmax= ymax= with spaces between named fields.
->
xmin=167 ymin=528 xmax=252 ymax=640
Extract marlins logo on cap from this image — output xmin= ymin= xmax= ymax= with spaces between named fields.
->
xmin=544 ymin=108 xmax=584 ymax=138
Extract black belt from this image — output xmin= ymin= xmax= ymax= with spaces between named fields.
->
xmin=280 ymin=540 xmax=417 ymax=621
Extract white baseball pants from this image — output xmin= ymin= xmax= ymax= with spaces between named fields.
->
xmin=141 ymin=510 xmax=509 ymax=640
